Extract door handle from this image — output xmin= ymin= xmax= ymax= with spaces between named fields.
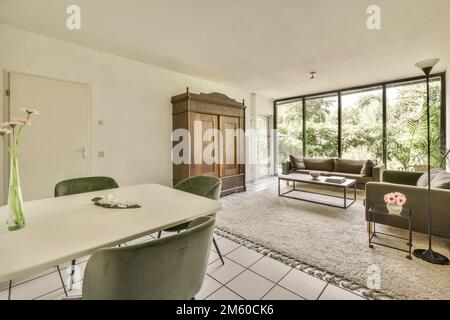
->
xmin=76 ymin=147 xmax=88 ymax=159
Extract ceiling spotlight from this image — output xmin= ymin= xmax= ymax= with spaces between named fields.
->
xmin=310 ymin=72 xmax=316 ymax=80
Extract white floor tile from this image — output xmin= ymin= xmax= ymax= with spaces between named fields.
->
xmin=207 ymin=258 xmax=245 ymax=284
xmin=196 ymin=275 xmax=222 ymax=300
xmin=13 ymin=268 xmax=57 ymax=287
xmin=250 ymin=256 xmax=292 ymax=283
xmin=76 ymin=254 xmax=91 ymax=264
xmin=262 ymin=285 xmax=305 ymax=300
xmin=0 ymin=288 xmax=9 ymax=300
xmin=206 ymin=287 xmax=243 ymax=300
xmin=208 ymin=250 xmax=220 ymax=264
xmin=319 ymin=284 xmax=365 ymax=300
xmin=227 ymin=270 xmax=274 ymax=300
xmin=0 ymin=281 xmax=10 ymax=292
xmin=35 ymin=288 xmax=67 ymax=300
xmin=226 ymin=246 xmax=263 ymax=267
xmin=125 ymin=235 xmax=152 ymax=246
xmin=10 ymin=272 xmax=64 ymax=300
xmin=279 ymin=269 xmax=327 ymax=300
xmin=212 ymin=237 xmax=240 ymax=255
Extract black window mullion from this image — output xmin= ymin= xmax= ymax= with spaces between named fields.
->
xmin=302 ymin=97 xmax=306 ymax=157
xmin=338 ymin=92 xmax=342 ymax=158
xmin=440 ymin=75 xmax=447 ymax=152
xmin=382 ymin=84 xmax=387 ymax=165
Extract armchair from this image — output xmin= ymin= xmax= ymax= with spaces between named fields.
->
xmin=365 ymin=170 xmax=450 ymax=239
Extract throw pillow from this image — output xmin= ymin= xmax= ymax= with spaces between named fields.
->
xmin=290 ymin=155 xmax=306 ymax=170
xmin=334 ymin=159 xmax=363 ymax=174
xmin=430 ymin=172 xmax=450 ymax=189
xmin=416 ymin=168 xmax=445 ymax=187
xmin=303 ymin=158 xmax=334 ymax=172
xmin=361 ymin=160 xmax=374 ymax=177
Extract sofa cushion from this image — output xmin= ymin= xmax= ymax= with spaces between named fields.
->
xmin=416 ymin=169 xmax=445 ymax=187
xmin=290 ymin=155 xmax=306 ymax=170
xmin=334 ymin=159 xmax=364 ymax=174
xmin=361 ymin=160 xmax=375 ymax=177
xmin=430 ymin=172 xmax=450 ymax=190
xmin=303 ymin=158 xmax=334 ymax=172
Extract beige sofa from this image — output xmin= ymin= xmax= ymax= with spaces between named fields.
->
xmin=285 ymin=156 xmax=384 ymax=189
xmin=365 ymin=170 xmax=450 ymax=239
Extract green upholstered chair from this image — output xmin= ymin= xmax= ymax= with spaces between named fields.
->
xmin=157 ymin=176 xmax=224 ymax=265
xmin=54 ymin=176 xmax=119 ymax=197
xmin=54 ymin=176 xmax=119 ymax=295
xmin=82 ymin=216 xmax=215 ymax=300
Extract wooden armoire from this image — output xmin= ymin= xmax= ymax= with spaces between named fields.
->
xmin=171 ymin=88 xmax=246 ymax=197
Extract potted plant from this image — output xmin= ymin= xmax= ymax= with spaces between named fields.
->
xmin=384 ymin=192 xmax=407 ymax=216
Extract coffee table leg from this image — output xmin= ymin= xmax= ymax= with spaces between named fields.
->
xmin=344 ymin=187 xmax=347 ymax=208
xmin=278 ymin=178 xmax=280 ymax=196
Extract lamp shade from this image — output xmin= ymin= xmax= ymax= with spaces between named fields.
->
xmin=415 ymin=58 xmax=440 ymax=75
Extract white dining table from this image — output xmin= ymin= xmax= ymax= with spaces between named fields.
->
xmin=0 ymin=183 xmax=223 ymax=284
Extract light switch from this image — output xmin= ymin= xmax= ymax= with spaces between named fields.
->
xmin=98 ymin=151 xmax=105 ymax=158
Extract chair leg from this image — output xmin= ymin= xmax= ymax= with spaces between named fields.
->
xmin=212 ymin=237 xmax=225 ymax=265
xmin=157 ymin=231 xmax=162 ymax=239
xmin=56 ymin=265 xmax=68 ymax=297
xmin=8 ymin=280 xmax=12 ymax=300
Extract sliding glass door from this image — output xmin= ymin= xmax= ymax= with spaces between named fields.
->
xmin=256 ymin=115 xmax=270 ymax=178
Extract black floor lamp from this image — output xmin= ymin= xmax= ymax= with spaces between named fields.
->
xmin=412 ymin=58 xmax=449 ymax=265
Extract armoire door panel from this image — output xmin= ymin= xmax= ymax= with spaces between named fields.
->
xmin=172 ymin=89 xmax=246 ymax=196
xmin=219 ymin=116 xmax=241 ymax=177
xmin=190 ymin=113 xmax=220 ymax=177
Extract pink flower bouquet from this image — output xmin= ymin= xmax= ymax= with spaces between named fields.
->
xmin=384 ymin=192 xmax=407 ymax=206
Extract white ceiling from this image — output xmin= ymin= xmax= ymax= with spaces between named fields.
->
xmin=0 ymin=0 xmax=449 ymax=99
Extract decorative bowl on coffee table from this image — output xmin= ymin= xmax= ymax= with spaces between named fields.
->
xmin=310 ymin=172 xmax=321 ymax=180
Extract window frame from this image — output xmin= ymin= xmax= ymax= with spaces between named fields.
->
xmin=273 ymin=73 xmax=447 ymax=168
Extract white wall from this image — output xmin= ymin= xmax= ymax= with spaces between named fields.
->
xmin=0 ymin=24 xmax=273 ymax=201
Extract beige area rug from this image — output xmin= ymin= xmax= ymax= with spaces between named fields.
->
xmin=216 ymin=184 xmax=450 ymax=300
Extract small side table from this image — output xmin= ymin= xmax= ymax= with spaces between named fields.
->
xmin=368 ymin=204 xmax=412 ymax=260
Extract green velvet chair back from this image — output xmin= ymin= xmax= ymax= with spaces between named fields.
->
xmin=82 ymin=216 xmax=215 ymax=300
xmin=175 ymin=176 xmax=222 ymax=200
xmin=54 ymin=177 xmax=119 ymax=197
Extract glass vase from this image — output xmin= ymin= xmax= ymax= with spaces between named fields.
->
xmin=7 ymin=155 xmax=25 ymax=231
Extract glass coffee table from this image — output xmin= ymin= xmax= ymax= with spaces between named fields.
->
xmin=278 ymin=173 xmax=356 ymax=209
xmin=368 ymin=204 xmax=413 ymax=260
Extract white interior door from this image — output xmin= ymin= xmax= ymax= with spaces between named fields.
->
xmin=7 ymin=72 xmax=91 ymax=201
xmin=256 ymin=115 xmax=270 ymax=178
